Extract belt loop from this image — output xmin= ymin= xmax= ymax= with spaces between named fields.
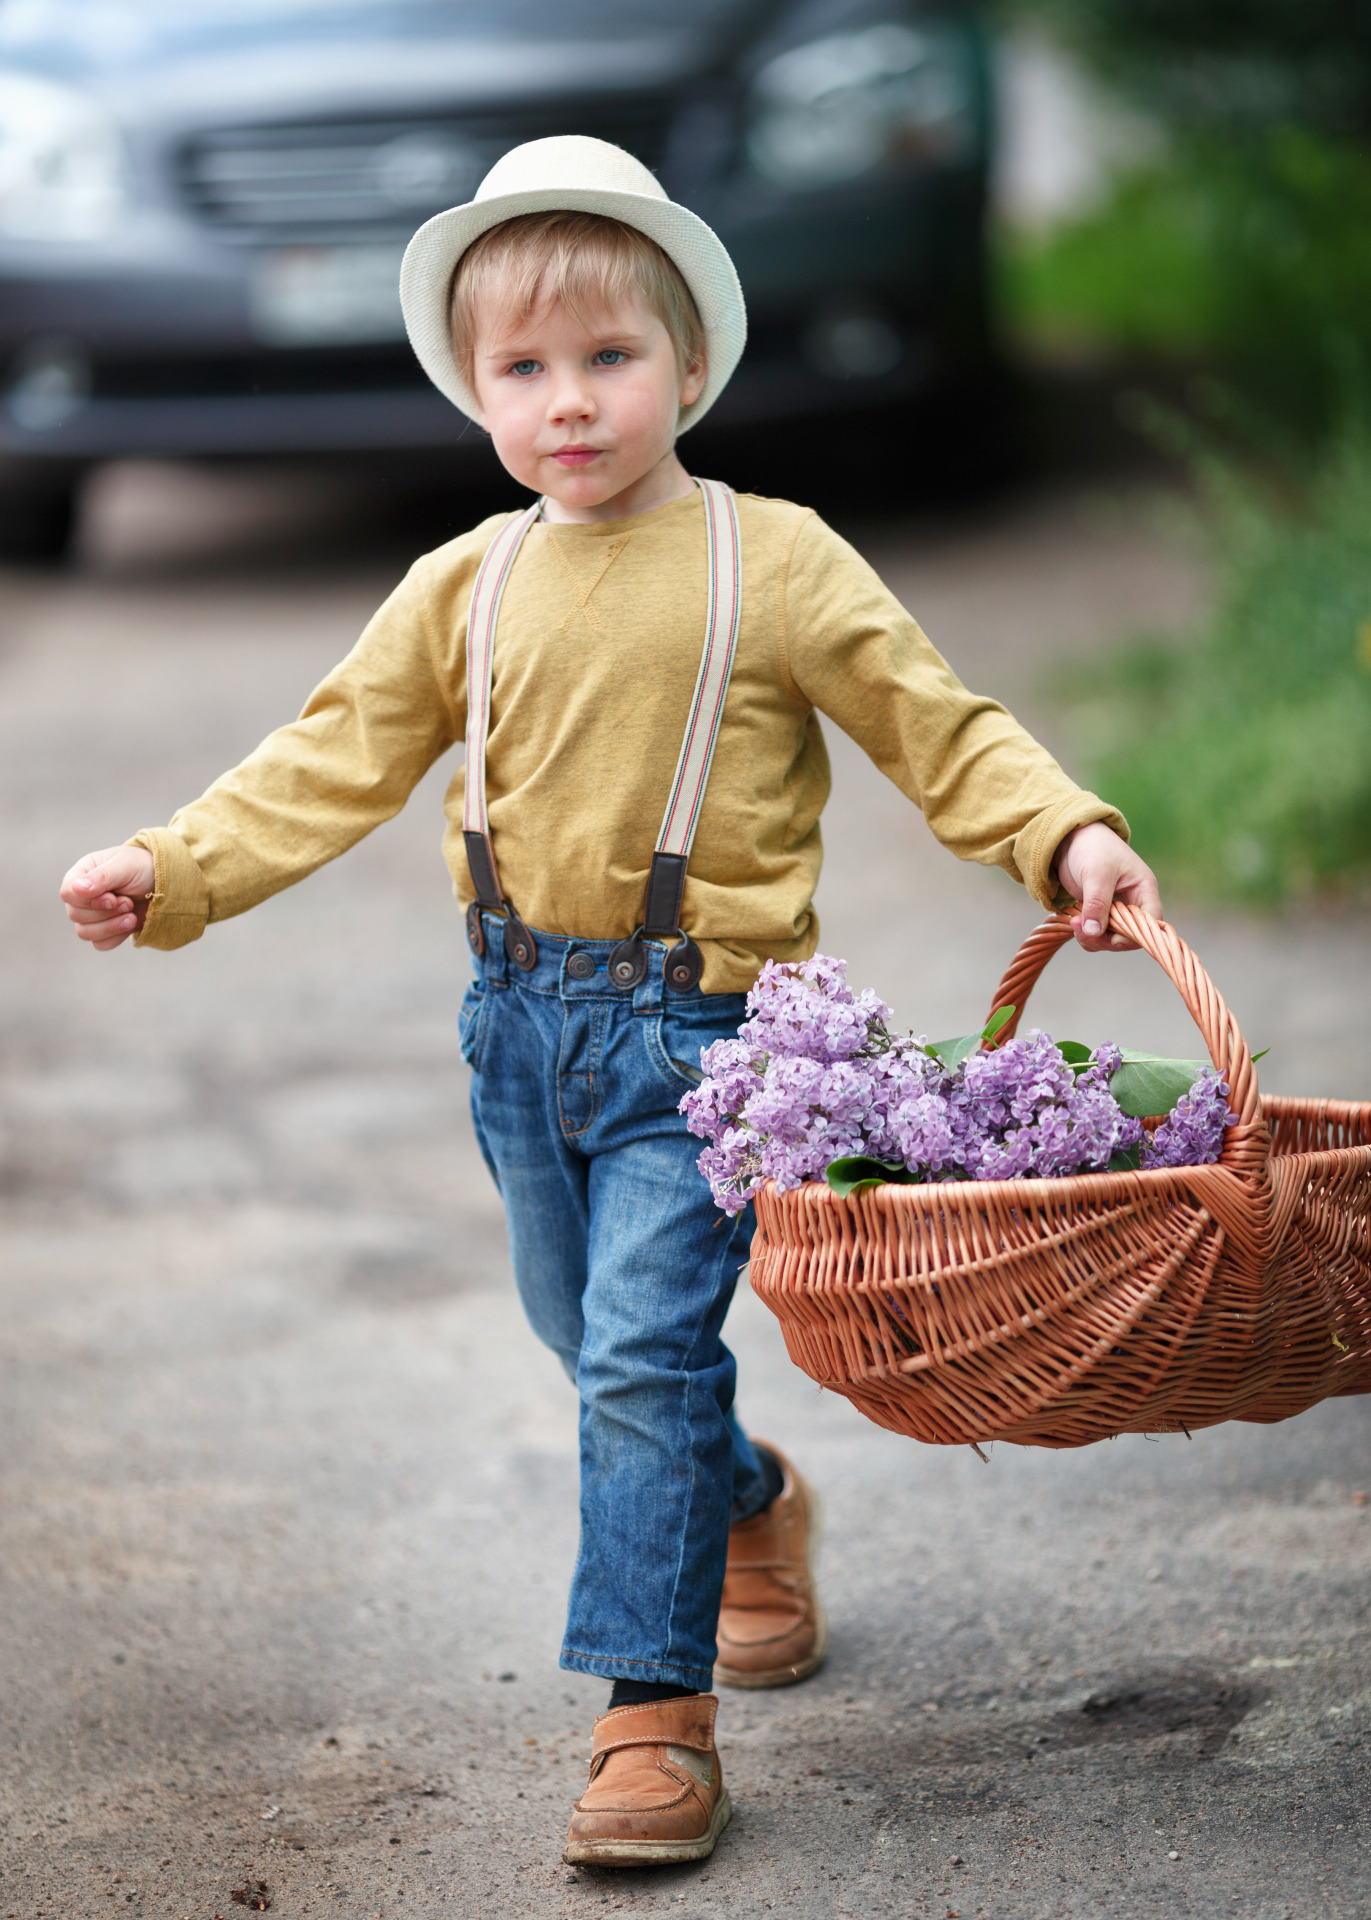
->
xmin=633 ymin=942 xmax=664 ymax=1014
xmin=483 ymin=911 xmax=510 ymax=986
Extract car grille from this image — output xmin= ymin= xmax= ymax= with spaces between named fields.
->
xmin=176 ymin=101 xmax=674 ymax=240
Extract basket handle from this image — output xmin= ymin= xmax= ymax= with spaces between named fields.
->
xmin=985 ymin=905 xmax=1264 ymax=1172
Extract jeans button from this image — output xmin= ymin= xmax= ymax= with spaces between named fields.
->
xmin=566 ymin=949 xmax=597 ymax=980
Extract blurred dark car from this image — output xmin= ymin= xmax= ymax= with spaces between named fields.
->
xmin=0 ymin=0 xmax=994 ymax=558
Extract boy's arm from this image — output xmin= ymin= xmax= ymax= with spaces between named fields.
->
xmin=781 ymin=514 xmax=1157 ymax=946
xmin=61 ymin=555 xmax=464 ymax=953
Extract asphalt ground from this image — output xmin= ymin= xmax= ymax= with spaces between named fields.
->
xmin=2 ymin=461 xmax=1369 ymax=1920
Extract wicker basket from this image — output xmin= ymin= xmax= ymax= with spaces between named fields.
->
xmin=748 ymin=904 xmax=1371 ymax=1448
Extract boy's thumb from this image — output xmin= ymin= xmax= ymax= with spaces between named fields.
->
xmin=1079 ymin=885 xmax=1113 ymax=940
xmin=83 ymin=846 xmax=153 ymax=897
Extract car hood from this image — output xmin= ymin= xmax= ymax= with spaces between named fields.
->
xmin=0 ymin=0 xmax=777 ymax=127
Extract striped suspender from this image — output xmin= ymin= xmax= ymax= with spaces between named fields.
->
xmin=461 ymin=478 xmax=743 ymax=986
xmin=461 ymin=499 xmax=542 ymax=967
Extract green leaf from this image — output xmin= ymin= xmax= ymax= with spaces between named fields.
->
xmin=927 ymin=1006 xmax=1016 ymax=1069
xmin=926 ymin=1033 xmax=982 ymax=1069
xmin=1251 ymin=1047 xmax=1270 ymax=1064
xmin=1109 ymin=1051 xmax=1209 ymax=1119
xmin=824 ymin=1156 xmax=919 ymax=1197
xmin=1056 ymin=1040 xmax=1094 ymax=1067
xmin=1109 ymin=1143 xmax=1144 ymax=1171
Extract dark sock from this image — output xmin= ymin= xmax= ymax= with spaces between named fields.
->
xmin=755 ymin=1442 xmax=785 ymax=1511
xmin=608 ymin=1679 xmax=700 ymax=1711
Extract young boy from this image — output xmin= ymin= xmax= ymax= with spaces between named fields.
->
xmin=61 ymin=137 xmax=1160 ymax=1869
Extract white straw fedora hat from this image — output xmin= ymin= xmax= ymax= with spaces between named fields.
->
xmin=400 ymin=135 xmax=745 ymax=434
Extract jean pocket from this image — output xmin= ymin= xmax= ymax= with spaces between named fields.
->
xmin=458 ymin=980 xmax=492 ymax=1072
xmin=650 ymin=993 xmax=750 ymax=1093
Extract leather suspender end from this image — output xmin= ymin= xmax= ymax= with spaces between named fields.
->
xmin=463 ymin=829 xmax=504 ymax=912
xmin=642 ymin=852 xmax=689 ymax=939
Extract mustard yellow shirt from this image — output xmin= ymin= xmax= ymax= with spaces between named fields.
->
xmin=132 ymin=487 xmax=1124 ymax=994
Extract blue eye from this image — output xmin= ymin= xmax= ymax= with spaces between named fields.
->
xmin=511 ymin=359 xmax=539 ymax=376
xmin=595 ymin=349 xmax=628 ymax=365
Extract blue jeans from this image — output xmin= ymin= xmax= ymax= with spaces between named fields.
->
xmin=461 ymin=913 xmax=769 ymax=1693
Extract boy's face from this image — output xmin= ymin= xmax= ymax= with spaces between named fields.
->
xmin=470 ymin=283 xmax=704 ymax=512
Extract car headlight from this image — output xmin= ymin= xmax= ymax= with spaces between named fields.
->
xmin=0 ymin=70 xmax=130 ymax=241
xmin=747 ymin=20 xmax=978 ymax=192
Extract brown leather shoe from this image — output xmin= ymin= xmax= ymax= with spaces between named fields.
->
xmin=563 ymin=1695 xmax=731 ymax=1867
xmin=714 ymin=1443 xmax=827 ymax=1689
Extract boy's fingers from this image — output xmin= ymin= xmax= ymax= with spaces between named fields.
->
xmin=1072 ymin=916 xmax=1134 ymax=953
xmin=60 ymin=846 xmax=154 ymax=905
xmin=75 ymin=913 xmax=138 ymax=942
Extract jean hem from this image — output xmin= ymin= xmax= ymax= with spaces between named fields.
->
xmin=560 ymin=1650 xmax=717 ymax=1692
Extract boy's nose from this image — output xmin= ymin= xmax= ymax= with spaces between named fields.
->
xmin=547 ymin=378 xmax=596 ymax=425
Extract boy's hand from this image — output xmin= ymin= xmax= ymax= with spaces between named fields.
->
xmin=60 ymin=845 xmax=156 ymax=952
xmin=1054 ymin=822 xmax=1162 ymax=953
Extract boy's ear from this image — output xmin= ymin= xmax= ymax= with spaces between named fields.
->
xmin=680 ymin=355 xmax=707 ymax=408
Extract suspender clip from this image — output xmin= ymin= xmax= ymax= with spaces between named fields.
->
xmin=664 ymin=931 xmax=704 ymax=994
xmin=608 ymin=931 xmax=647 ymax=990
xmin=608 ymin=926 xmax=703 ymax=994
xmin=503 ymin=910 xmax=538 ymax=972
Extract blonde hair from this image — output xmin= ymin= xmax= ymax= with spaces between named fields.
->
xmin=450 ymin=210 xmax=706 ymax=393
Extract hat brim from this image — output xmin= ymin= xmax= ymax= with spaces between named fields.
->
xmin=400 ymin=185 xmax=745 ymax=435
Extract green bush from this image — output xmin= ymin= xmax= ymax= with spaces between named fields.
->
xmin=1063 ymin=421 xmax=1371 ymax=902
xmin=1003 ymin=126 xmax=1371 ymax=431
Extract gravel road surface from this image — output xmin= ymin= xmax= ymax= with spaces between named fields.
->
xmin=2 ymin=463 xmax=1369 ymax=1920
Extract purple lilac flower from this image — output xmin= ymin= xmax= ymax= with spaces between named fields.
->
xmin=679 ymin=954 xmax=1232 ymax=1212
xmin=943 ymin=1033 xmax=1142 ymax=1181
xmin=1142 ymin=1068 xmax=1236 ymax=1169
xmin=744 ymin=955 xmax=893 ymax=1063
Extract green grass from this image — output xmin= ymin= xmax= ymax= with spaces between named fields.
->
xmin=1061 ymin=425 xmax=1371 ymax=903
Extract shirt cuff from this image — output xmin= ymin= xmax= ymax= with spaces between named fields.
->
xmin=129 ymin=828 xmax=211 ymax=950
xmin=1015 ymin=795 xmax=1130 ymax=912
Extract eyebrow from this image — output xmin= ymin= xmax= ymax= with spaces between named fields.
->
xmin=478 ymin=313 xmax=656 ymax=357
xmin=483 ymin=328 xmax=653 ymax=355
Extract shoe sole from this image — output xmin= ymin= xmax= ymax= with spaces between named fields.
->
xmin=714 ymin=1473 xmax=828 ymax=1692
xmin=563 ymin=1785 xmax=732 ymax=1867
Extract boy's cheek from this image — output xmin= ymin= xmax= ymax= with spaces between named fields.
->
xmin=485 ymin=417 xmax=539 ymax=480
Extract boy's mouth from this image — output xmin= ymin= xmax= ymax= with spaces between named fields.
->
xmin=553 ymin=445 xmax=603 ymax=468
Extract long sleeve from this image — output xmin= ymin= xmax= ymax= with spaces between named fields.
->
xmin=779 ymin=512 xmax=1127 ymax=908
xmin=133 ymin=555 xmax=464 ymax=950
